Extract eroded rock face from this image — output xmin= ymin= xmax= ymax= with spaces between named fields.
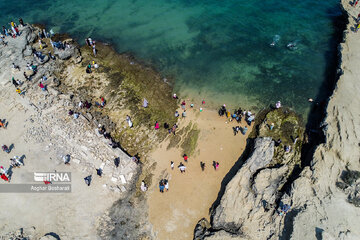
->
xmin=196 ymin=1 xmax=360 ymax=239
xmin=208 ymin=138 xmax=291 ymax=240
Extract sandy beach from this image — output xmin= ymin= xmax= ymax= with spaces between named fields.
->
xmin=147 ymin=105 xmax=252 ymax=240
xmin=2 ymin=3 xmax=357 ymax=238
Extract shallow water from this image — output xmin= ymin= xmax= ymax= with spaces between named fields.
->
xmin=0 ymin=0 xmax=343 ymax=116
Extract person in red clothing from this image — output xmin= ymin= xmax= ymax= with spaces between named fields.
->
xmin=39 ymin=82 xmax=46 ymax=91
xmin=183 ymin=154 xmax=188 ymax=162
xmin=1 ymin=174 xmax=9 ymax=182
xmin=355 ymin=0 xmax=359 ymax=7
xmin=181 ymin=100 xmax=186 ymax=110
xmin=100 ymin=97 xmax=106 ymax=107
xmin=154 ymin=121 xmax=159 ymax=130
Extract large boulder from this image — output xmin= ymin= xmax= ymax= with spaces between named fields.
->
xmin=205 ymin=137 xmax=288 ymax=240
xmin=53 ymin=46 xmax=76 ymax=60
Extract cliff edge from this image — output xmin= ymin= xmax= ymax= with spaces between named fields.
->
xmin=195 ymin=1 xmax=360 ymax=239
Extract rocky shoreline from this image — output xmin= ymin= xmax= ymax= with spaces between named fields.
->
xmin=0 ymin=23 xmax=162 ymax=239
xmin=193 ymin=1 xmax=360 ymax=239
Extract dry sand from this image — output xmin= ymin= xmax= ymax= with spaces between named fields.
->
xmin=147 ymin=104 xmax=252 ymax=240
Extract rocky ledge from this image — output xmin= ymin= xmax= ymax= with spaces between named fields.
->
xmin=194 ymin=1 xmax=360 ymax=239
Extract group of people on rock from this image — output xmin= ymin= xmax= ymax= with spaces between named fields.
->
xmin=1 ymin=19 xmax=23 ymax=41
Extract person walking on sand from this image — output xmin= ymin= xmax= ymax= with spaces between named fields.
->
xmin=181 ymin=100 xmax=186 ymax=110
xmin=178 ymin=162 xmax=186 ymax=173
xmin=175 ymin=111 xmax=179 ymax=118
xmin=183 ymin=154 xmax=188 ymax=162
xmin=159 ymin=180 xmax=165 ymax=193
xmin=215 ymin=162 xmax=219 ymax=170
xmin=200 ymin=162 xmax=205 ymax=171
xmin=242 ymin=126 xmax=248 ymax=135
xmin=182 ymin=110 xmax=187 ymax=118
xmin=164 ymin=179 xmax=169 ymax=191
xmin=171 ymin=161 xmax=174 ymax=170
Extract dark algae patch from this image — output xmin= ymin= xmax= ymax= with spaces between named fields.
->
xmin=60 ymin=42 xmax=177 ymax=158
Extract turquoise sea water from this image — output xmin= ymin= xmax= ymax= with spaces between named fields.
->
xmin=0 ymin=0 xmax=343 ymax=116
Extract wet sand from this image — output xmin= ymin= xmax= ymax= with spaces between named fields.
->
xmin=147 ymin=104 xmax=252 ymax=240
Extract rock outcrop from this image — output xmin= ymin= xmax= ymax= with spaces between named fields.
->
xmin=195 ymin=1 xmax=360 ymax=239
xmin=0 ymin=24 xmax=153 ymax=239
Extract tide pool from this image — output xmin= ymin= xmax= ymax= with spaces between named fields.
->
xmin=0 ymin=0 xmax=343 ymax=116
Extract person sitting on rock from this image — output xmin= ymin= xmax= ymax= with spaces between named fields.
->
xmin=141 ymin=180 xmax=148 ymax=192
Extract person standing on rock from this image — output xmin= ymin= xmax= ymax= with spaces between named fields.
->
xmin=114 ymin=157 xmax=120 ymax=168
xmin=1 ymin=145 xmax=10 ymax=153
xmin=141 ymin=181 xmax=148 ymax=192
xmin=84 ymin=175 xmax=92 ymax=186
xmin=38 ymin=82 xmax=46 ymax=91
xmin=96 ymin=168 xmax=102 ymax=177
xmin=126 ymin=115 xmax=133 ymax=128
xmin=92 ymin=45 xmax=97 ymax=57
xmin=19 ymin=18 xmax=24 ymax=26
xmin=63 ymin=154 xmax=70 ymax=165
